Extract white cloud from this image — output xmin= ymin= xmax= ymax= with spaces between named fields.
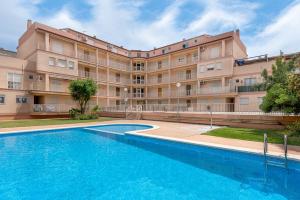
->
xmin=0 ymin=0 xmax=299 ymax=57
xmin=247 ymin=0 xmax=300 ymax=56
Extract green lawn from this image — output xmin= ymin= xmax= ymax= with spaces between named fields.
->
xmin=0 ymin=117 xmax=115 ymax=128
xmin=205 ymin=127 xmax=300 ymax=146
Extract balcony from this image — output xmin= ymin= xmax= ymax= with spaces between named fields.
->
xmin=147 ymin=61 xmax=169 ymax=72
xmin=78 ymin=70 xmax=97 ymax=81
xmin=173 ymin=72 xmax=197 ymax=82
xmin=171 ymin=88 xmax=197 ymax=97
xmin=237 ymin=85 xmax=266 ymax=93
xmin=132 ymin=79 xmax=145 ymax=85
xmin=132 ymin=93 xmax=145 ymax=98
xmin=147 ymin=91 xmax=170 ymax=98
xmin=109 ymin=60 xmax=130 ymax=71
xmin=29 ymin=82 xmax=45 ymax=91
xmin=108 ymin=75 xmax=130 ymax=85
xmin=98 ymin=58 xmax=107 ymax=66
xmin=198 ymin=86 xmax=236 ymax=95
xmin=78 ymin=52 xmax=96 ymax=64
xmin=147 ymin=77 xmax=169 ymax=85
xmin=172 ymin=55 xmax=198 ymax=68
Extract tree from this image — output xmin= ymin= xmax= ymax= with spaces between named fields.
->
xmin=260 ymin=56 xmax=300 ymax=114
xmin=69 ymin=79 xmax=97 ymax=114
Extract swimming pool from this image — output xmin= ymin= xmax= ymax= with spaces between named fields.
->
xmin=0 ymin=124 xmax=300 ymax=199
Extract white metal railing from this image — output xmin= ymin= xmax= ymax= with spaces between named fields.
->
xmin=147 ymin=91 xmax=170 ymax=98
xmin=198 ymin=86 xmax=236 ymax=95
xmin=109 ymin=60 xmax=130 ymax=71
xmin=109 ymin=75 xmax=130 ymax=84
xmin=172 ymin=56 xmax=198 ymax=68
xmin=132 ymin=93 xmax=145 ymax=98
xmin=147 ymin=61 xmax=169 ymax=72
xmin=132 ymin=79 xmax=145 ymax=84
xmin=29 ymin=82 xmax=45 ymax=91
xmin=171 ymin=88 xmax=197 ymax=97
xmin=32 ymin=104 xmax=75 ymax=113
xmin=147 ymin=76 xmax=169 ymax=84
xmin=98 ymin=58 xmax=107 ymax=66
xmin=173 ymin=72 xmax=197 ymax=82
xmin=78 ymin=52 xmax=96 ymax=63
xmin=101 ymin=103 xmax=293 ymax=115
xmin=78 ymin=70 xmax=97 ymax=80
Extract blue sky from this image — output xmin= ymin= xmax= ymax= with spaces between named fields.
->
xmin=1 ymin=0 xmax=300 ymax=56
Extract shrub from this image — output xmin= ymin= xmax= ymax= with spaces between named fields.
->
xmin=288 ymin=121 xmax=300 ymax=136
xmin=69 ymin=108 xmax=81 ymax=119
xmin=69 ymin=108 xmax=98 ymax=120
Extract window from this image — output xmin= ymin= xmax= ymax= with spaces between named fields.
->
xmin=186 ymin=85 xmax=192 ymax=96
xmin=116 ymin=100 xmax=120 ymax=106
xmin=157 ymin=74 xmax=162 ymax=83
xmin=187 ymin=99 xmax=192 ymax=108
xmin=48 ymin=57 xmax=56 ymax=66
xmin=0 ymin=95 xmax=5 ymax=104
xmin=133 ymin=62 xmax=145 ymax=71
xmin=146 ymin=53 xmax=150 ymax=58
xmin=158 ymin=88 xmax=162 ymax=97
xmin=240 ymin=97 xmax=249 ymax=105
xmin=116 ymin=87 xmax=120 ymax=96
xmin=244 ymin=78 xmax=256 ymax=86
xmin=52 ymin=40 xmax=64 ymax=54
xmin=157 ymin=61 xmax=162 ymax=69
xmin=210 ymin=47 xmax=220 ymax=58
xmin=182 ymin=42 xmax=188 ymax=49
xmin=137 ymin=52 xmax=141 ymax=58
xmin=68 ymin=61 xmax=75 ymax=69
xmin=186 ymin=70 xmax=192 ymax=79
xmin=57 ymin=59 xmax=67 ymax=68
xmin=84 ymin=68 xmax=90 ymax=78
xmin=8 ymin=73 xmax=22 ymax=89
xmin=29 ymin=75 xmax=34 ymax=79
xmin=207 ymin=64 xmax=215 ymax=71
xmin=16 ymin=96 xmax=27 ymax=104
xmin=50 ymin=79 xmax=62 ymax=91
xmin=115 ymin=73 xmax=120 ymax=82
xmin=162 ymin=49 xmax=165 ymax=54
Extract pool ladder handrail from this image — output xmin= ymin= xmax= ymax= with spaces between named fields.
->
xmin=264 ymin=133 xmax=288 ymax=168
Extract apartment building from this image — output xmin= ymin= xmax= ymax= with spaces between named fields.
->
xmin=0 ymin=20 xmax=285 ymax=117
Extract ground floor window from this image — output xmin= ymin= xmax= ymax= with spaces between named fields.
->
xmin=16 ymin=96 xmax=27 ymax=104
xmin=0 ymin=95 xmax=5 ymax=104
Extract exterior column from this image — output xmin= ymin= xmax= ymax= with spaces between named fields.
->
xmin=45 ymin=73 xmax=50 ymax=91
xmin=74 ymin=42 xmax=78 ymax=58
xmin=106 ymin=53 xmax=110 ymax=106
xmin=45 ymin=33 xmax=50 ymax=51
xmin=168 ymin=54 xmax=171 ymax=105
xmin=222 ymin=77 xmax=226 ymax=87
xmin=96 ymin=49 xmax=99 ymax=105
xmin=222 ymin=40 xmax=225 ymax=57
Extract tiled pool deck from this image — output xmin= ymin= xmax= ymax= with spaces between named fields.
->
xmin=1 ymin=120 xmax=300 ymax=160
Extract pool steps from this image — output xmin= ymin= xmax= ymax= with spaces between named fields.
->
xmin=264 ymin=133 xmax=288 ymax=168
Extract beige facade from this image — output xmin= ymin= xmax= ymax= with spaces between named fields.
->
xmin=0 ymin=20 xmax=290 ymax=116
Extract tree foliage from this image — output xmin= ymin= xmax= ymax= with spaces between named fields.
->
xmin=260 ymin=57 xmax=300 ymax=114
xmin=69 ymin=79 xmax=97 ymax=114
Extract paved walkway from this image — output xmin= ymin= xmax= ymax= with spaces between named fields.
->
xmin=1 ymin=119 xmax=300 ymax=160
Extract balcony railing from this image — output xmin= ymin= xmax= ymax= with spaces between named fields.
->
xmin=98 ymin=58 xmax=107 ymax=66
xmin=198 ymin=86 xmax=236 ymax=95
xmin=147 ymin=91 xmax=170 ymax=98
xmin=147 ymin=61 xmax=169 ymax=72
xmin=147 ymin=77 xmax=169 ymax=84
xmin=173 ymin=72 xmax=197 ymax=82
xmin=109 ymin=60 xmax=130 ymax=71
xmin=237 ymin=85 xmax=266 ymax=93
xmin=78 ymin=52 xmax=96 ymax=63
xmin=132 ymin=79 xmax=145 ymax=84
xmin=171 ymin=88 xmax=197 ymax=97
xmin=172 ymin=56 xmax=198 ymax=68
xmin=132 ymin=93 xmax=145 ymax=98
xmin=29 ymin=82 xmax=45 ymax=91
xmin=78 ymin=70 xmax=97 ymax=80
xmin=102 ymin=102 xmax=282 ymax=114
xmin=33 ymin=104 xmax=75 ymax=113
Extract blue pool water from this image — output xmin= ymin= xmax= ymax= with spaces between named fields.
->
xmin=0 ymin=124 xmax=300 ymax=199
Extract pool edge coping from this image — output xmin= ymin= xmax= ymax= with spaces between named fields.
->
xmin=1 ymin=122 xmax=300 ymax=162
